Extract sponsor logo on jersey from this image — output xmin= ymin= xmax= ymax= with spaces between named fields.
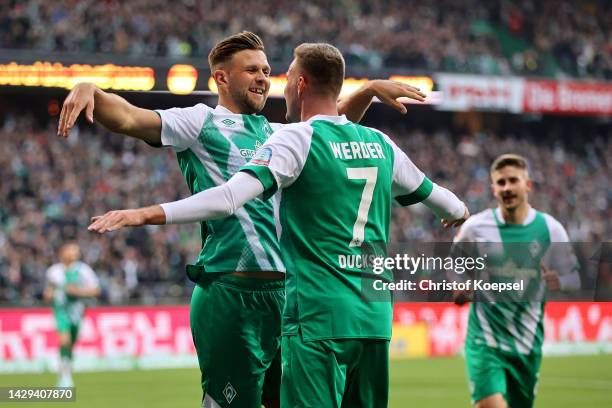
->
xmin=223 ymin=383 xmax=237 ymax=404
xmin=221 ymin=118 xmax=237 ymax=127
xmin=251 ymin=147 xmax=272 ymax=166
xmin=239 ymin=140 xmax=263 ymax=159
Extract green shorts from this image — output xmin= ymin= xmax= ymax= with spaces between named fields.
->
xmin=281 ymin=333 xmax=389 ymax=408
xmin=190 ymin=273 xmax=284 ymax=408
xmin=53 ymin=307 xmax=80 ymax=342
xmin=465 ymin=344 xmax=541 ymax=408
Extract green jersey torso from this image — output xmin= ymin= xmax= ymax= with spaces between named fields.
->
xmin=241 ymin=115 xmax=435 ymax=341
xmin=46 ymin=261 xmax=98 ymax=323
xmin=157 ymin=104 xmax=285 ymax=274
xmin=455 ymin=207 xmax=578 ymax=355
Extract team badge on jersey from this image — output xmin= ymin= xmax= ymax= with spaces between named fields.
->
xmin=262 ymin=122 xmax=273 ymax=136
xmin=528 ymin=241 xmax=542 ymax=258
xmin=251 ymin=147 xmax=272 ymax=166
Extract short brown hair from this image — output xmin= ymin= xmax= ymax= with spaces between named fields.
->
xmin=294 ymin=43 xmax=345 ymax=97
xmin=208 ymin=31 xmax=265 ymax=69
xmin=490 ymin=153 xmax=529 ymax=174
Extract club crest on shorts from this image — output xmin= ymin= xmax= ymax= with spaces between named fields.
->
xmin=251 ymin=147 xmax=272 ymax=166
xmin=223 ymin=382 xmax=237 ymax=404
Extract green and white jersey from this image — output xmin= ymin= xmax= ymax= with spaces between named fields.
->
xmin=241 ymin=115 xmax=435 ymax=341
xmin=157 ymin=104 xmax=285 ymax=274
xmin=454 ymin=207 xmax=579 ymax=355
xmin=46 ymin=261 xmax=98 ymax=323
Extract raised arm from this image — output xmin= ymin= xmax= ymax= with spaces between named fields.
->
xmin=58 ymin=83 xmax=162 ymax=145
xmin=88 ymin=172 xmax=264 ymax=233
xmin=338 ymin=80 xmax=426 ymax=123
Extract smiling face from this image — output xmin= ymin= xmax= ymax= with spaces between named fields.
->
xmin=491 ymin=165 xmax=532 ymax=212
xmin=214 ymin=49 xmax=271 ymax=114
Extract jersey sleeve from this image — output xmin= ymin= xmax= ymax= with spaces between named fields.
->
xmin=239 ymin=123 xmax=313 ymax=200
xmin=155 ymin=103 xmax=212 ymax=152
xmin=79 ymin=263 xmax=100 ymax=289
xmin=379 ymin=134 xmax=431 ymax=205
xmin=269 ymin=122 xmax=286 ymax=132
xmin=45 ymin=265 xmax=61 ymax=286
xmin=542 ymin=214 xmax=581 ymax=290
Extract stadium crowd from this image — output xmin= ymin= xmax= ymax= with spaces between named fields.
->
xmin=1 ymin=0 xmax=610 ymax=78
xmin=1 ymin=110 xmax=609 ymax=304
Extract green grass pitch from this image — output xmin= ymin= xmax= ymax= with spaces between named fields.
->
xmin=0 ymin=355 xmax=610 ymax=407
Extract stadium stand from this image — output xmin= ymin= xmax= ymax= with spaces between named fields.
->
xmin=1 ymin=0 xmax=610 ymax=78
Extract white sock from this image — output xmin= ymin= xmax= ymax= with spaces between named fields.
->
xmin=59 ymin=357 xmax=72 ymax=380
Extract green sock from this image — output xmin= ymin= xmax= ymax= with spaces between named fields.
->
xmin=59 ymin=345 xmax=72 ymax=360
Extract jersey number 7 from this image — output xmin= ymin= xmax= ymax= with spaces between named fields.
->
xmin=347 ymin=167 xmax=378 ymax=247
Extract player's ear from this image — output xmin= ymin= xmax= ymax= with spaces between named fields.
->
xmin=297 ymin=76 xmax=306 ymax=97
xmin=525 ymin=175 xmax=532 ymax=192
xmin=213 ymin=68 xmax=228 ymax=88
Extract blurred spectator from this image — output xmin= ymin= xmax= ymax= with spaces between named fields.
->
xmin=1 ymin=0 xmax=609 ymax=78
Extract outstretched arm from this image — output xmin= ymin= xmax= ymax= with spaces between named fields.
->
xmin=58 ymin=83 xmax=162 ymax=145
xmin=338 ymin=80 xmax=426 ymax=123
xmin=88 ymin=172 xmax=264 ymax=233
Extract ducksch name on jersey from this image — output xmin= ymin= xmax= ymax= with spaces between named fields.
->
xmin=329 ymin=141 xmax=386 ymax=160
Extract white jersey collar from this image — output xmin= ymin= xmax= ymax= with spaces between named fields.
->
xmin=495 ymin=206 xmax=536 ymax=226
xmin=215 ymin=105 xmax=256 ymax=115
xmin=306 ymin=114 xmax=350 ymax=125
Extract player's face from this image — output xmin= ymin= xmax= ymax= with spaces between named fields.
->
xmin=60 ymin=244 xmax=80 ymax=264
xmin=222 ymin=50 xmax=271 ymax=114
xmin=284 ymin=59 xmax=302 ymax=123
xmin=491 ymin=166 xmax=532 ymax=211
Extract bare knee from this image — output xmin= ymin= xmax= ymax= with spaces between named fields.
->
xmin=58 ymin=332 xmax=72 ymax=348
xmin=475 ymin=393 xmax=508 ymax=408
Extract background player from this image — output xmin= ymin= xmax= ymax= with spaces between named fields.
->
xmin=43 ymin=242 xmax=100 ymax=388
xmin=453 ymin=154 xmax=581 ymax=408
xmin=87 ymin=42 xmax=469 ymax=407
xmin=56 ymin=32 xmax=426 ymax=408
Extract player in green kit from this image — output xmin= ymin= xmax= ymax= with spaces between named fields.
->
xmin=88 ymin=42 xmax=469 ymax=407
xmin=59 ymin=32 xmax=427 ymax=408
xmin=453 ymin=154 xmax=581 ymax=408
xmin=44 ymin=243 xmax=100 ymax=387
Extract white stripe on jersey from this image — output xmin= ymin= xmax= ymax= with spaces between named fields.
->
xmin=475 ymin=302 xmax=498 ymax=348
xmin=189 ymin=140 xmax=275 ymax=272
xmin=214 ymin=118 xmax=286 ymax=272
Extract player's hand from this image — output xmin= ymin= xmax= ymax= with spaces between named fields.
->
xmin=442 ymin=206 xmax=470 ymax=229
xmin=367 ymin=80 xmax=426 ymax=114
xmin=58 ymin=82 xmax=97 ymax=137
xmin=541 ymin=262 xmax=561 ymax=291
xmin=65 ymin=284 xmax=80 ymax=296
xmin=88 ymin=209 xmax=147 ymax=233
xmin=453 ymin=289 xmax=473 ymax=306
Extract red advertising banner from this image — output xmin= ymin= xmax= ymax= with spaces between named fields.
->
xmin=523 ymin=80 xmax=612 ymax=115
xmin=0 ymin=305 xmax=194 ymax=363
xmin=436 ymin=73 xmax=612 ymax=116
xmin=0 ymin=303 xmax=610 ymax=369
xmin=393 ymin=302 xmax=612 ymax=357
